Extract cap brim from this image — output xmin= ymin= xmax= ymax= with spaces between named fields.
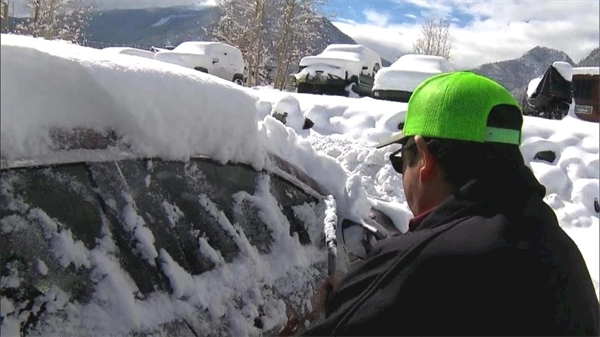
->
xmin=376 ymin=131 xmax=408 ymax=148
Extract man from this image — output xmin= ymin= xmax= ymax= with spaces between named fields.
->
xmin=302 ymin=72 xmax=599 ymax=336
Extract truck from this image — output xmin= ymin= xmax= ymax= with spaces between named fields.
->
xmin=293 ymin=44 xmax=382 ymax=97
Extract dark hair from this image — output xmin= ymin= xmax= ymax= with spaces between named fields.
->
xmin=402 ymin=104 xmax=525 ymax=189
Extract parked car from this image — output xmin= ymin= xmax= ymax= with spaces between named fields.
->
xmin=292 ymin=44 xmax=382 ymax=97
xmin=154 ymin=41 xmax=245 ymax=85
xmin=572 ymin=66 xmax=599 ymax=123
xmin=102 ymin=47 xmax=157 ymax=60
xmin=372 ymin=54 xmax=454 ymax=102
xmin=1 ymin=34 xmax=336 ymax=337
xmin=1 ymin=33 xmax=398 ymax=337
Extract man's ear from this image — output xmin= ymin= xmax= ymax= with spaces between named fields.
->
xmin=414 ymin=135 xmax=438 ymax=183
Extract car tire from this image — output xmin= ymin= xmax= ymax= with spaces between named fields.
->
xmin=233 ymin=74 xmax=244 ymax=86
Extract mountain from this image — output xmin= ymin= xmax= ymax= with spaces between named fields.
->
xmin=577 ymin=47 xmax=600 ymax=67
xmin=82 ymin=6 xmax=356 ymax=56
xmin=83 ymin=6 xmax=220 ymax=49
xmin=471 ymin=46 xmax=575 ymax=102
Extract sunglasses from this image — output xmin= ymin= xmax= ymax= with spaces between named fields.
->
xmin=389 ymin=143 xmax=414 ymax=175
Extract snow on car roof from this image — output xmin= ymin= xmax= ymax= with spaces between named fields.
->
xmin=1 ymin=34 xmax=260 ymax=165
xmin=173 ymin=41 xmax=238 ymax=54
xmin=324 ymin=44 xmax=372 ymax=53
xmin=303 ymin=50 xmax=362 ymax=62
xmin=0 ymin=34 xmax=352 ymax=212
xmin=389 ymin=54 xmax=454 ymax=72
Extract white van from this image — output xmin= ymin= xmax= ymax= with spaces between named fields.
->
xmin=102 ymin=47 xmax=157 ymax=60
xmin=154 ymin=41 xmax=245 ymax=85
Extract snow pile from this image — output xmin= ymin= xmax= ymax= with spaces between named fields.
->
xmin=1 ymin=34 xmax=262 ymax=166
xmin=268 ymin=95 xmax=306 ymax=131
xmin=373 ymin=54 xmax=455 ymax=92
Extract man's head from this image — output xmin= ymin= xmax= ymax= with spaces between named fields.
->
xmin=377 ymin=71 xmax=524 ymax=215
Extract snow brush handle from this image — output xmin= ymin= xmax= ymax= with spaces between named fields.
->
xmin=324 ymin=196 xmax=338 ymax=277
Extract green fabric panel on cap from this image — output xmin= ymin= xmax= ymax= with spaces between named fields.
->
xmin=485 ymin=127 xmax=520 ymax=144
xmin=403 ymin=72 xmax=520 ymax=143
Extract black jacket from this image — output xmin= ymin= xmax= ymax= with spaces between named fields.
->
xmin=303 ymin=165 xmax=599 ymax=336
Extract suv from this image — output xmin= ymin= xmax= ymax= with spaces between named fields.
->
xmin=293 ymin=44 xmax=382 ymax=97
xmin=154 ymin=41 xmax=246 ymax=85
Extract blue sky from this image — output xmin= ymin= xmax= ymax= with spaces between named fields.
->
xmin=9 ymin=0 xmax=599 ymax=69
xmin=322 ymin=0 xmax=477 ymax=28
xmin=321 ymin=0 xmax=599 ymax=69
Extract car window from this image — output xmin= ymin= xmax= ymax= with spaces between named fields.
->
xmin=1 ymin=164 xmax=101 ymax=333
xmin=1 ymin=157 xmax=325 ymax=335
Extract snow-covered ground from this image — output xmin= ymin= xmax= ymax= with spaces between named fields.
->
xmin=1 ymin=34 xmax=598 ymax=336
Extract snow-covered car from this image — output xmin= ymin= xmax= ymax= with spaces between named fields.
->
xmin=522 ymin=61 xmax=573 ymax=120
xmin=572 ymin=66 xmax=599 ymax=123
xmin=1 ymin=34 xmax=361 ymax=336
xmin=154 ymin=41 xmax=245 ymax=85
xmin=293 ymin=44 xmax=382 ymax=97
xmin=102 ymin=47 xmax=157 ymax=60
xmin=372 ymin=54 xmax=454 ymax=102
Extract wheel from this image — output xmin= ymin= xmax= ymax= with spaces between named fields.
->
xmin=232 ymin=75 xmax=244 ymax=86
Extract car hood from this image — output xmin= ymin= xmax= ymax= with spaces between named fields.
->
xmin=373 ymin=67 xmax=446 ymax=92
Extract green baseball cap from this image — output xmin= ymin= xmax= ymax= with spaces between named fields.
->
xmin=377 ymin=71 xmax=522 ymax=148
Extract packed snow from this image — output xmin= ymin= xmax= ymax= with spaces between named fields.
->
xmin=1 ymin=34 xmax=598 ymax=336
xmin=101 ymin=47 xmax=157 ymax=60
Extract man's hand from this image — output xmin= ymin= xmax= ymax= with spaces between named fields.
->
xmin=278 ymin=275 xmax=340 ymax=336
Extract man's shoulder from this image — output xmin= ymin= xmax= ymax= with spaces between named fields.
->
xmin=371 ymin=210 xmax=525 ymax=260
